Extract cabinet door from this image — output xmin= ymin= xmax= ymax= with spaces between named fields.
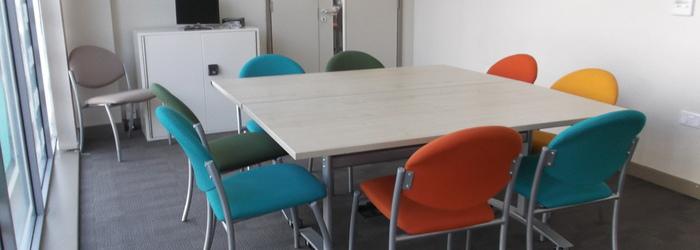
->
xmin=144 ymin=33 xmax=205 ymax=139
xmin=201 ymin=31 xmax=258 ymax=133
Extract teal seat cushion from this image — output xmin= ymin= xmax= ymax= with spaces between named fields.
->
xmin=208 ymin=132 xmax=286 ymax=172
xmin=515 ymin=155 xmax=613 ymax=208
xmin=246 ymin=120 xmax=264 ymax=133
xmin=207 ymin=164 xmax=327 ymax=221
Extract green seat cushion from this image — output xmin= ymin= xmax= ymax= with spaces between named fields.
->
xmin=206 ymin=164 xmax=326 ymax=221
xmin=208 ymin=132 xmax=287 ymax=172
xmin=515 ymin=155 xmax=613 ymax=208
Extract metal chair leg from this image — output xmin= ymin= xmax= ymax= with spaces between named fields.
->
xmin=127 ymin=103 xmax=134 ymax=138
xmin=307 ymin=158 xmax=314 ymax=172
xmin=104 ymin=105 xmax=122 ymax=162
xmin=465 ymin=230 xmax=471 ymax=250
xmin=203 ymin=205 xmax=215 ymax=250
xmin=347 ymin=167 xmax=354 ymax=194
xmin=309 ymin=201 xmax=332 ymax=250
xmin=446 ymin=233 xmax=453 ymax=250
xmin=349 ymin=191 xmax=360 ymax=250
xmin=290 ymin=206 xmax=301 ymax=248
xmin=181 ymin=162 xmax=194 ymax=222
xmin=539 ymin=212 xmax=549 ymax=242
xmin=612 ymin=199 xmax=620 ymax=250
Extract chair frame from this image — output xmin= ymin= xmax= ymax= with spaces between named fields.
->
xmin=519 ymin=137 xmax=639 ymax=250
xmin=348 ymin=155 xmax=523 ymax=250
xmin=68 ymin=63 xmax=140 ymax=162
xmin=188 ymin=124 xmax=332 ymax=250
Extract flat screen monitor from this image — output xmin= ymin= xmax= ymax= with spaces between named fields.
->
xmin=176 ymin=0 xmax=220 ymax=24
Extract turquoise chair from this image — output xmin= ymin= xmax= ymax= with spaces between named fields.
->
xmin=150 ymin=83 xmax=287 ymax=222
xmin=326 ymin=50 xmax=384 ymax=72
xmin=239 ymin=54 xmax=305 ymax=133
xmin=156 ymin=106 xmax=332 ymax=250
xmin=514 ymin=110 xmax=646 ymax=250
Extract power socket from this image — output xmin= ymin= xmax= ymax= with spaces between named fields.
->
xmin=679 ymin=110 xmax=700 ymax=128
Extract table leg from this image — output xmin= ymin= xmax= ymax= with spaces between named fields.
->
xmin=322 ymin=156 xmax=334 ymax=241
xmin=236 ymin=104 xmax=243 ymax=134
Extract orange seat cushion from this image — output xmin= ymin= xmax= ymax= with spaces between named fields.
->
xmin=531 ymin=130 xmax=556 ymax=153
xmin=360 ymin=175 xmax=495 ymax=235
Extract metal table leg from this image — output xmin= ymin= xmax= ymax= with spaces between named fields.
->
xmin=300 ymin=155 xmax=335 ymax=249
xmin=236 ymin=104 xmax=243 ymax=134
xmin=322 ymin=156 xmax=334 ymax=241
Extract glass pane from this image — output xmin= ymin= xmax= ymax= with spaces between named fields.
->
xmin=0 ymin=0 xmax=36 ymax=248
xmin=15 ymin=0 xmax=47 ymax=181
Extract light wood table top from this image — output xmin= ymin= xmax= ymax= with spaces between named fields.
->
xmin=212 ymin=65 xmax=624 ymax=159
xmin=211 ymin=65 xmax=504 ymax=104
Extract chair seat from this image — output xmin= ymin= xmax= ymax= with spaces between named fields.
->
xmin=246 ymin=120 xmax=264 ymax=133
xmin=206 ymin=164 xmax=326 ymax=221
xmin=85 ymin=88 xmax=154 ymax=106
xmin=515 ymin=155 xmax=613 ymax=208
xmin=531 ymin=130 xmax=555 ymax=153
xmin=208 ymin=132 xmax=287 ymax=172
xmin=361 ymin=175 xmax=495 ymax=235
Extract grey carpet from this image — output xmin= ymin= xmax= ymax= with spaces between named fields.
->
xmin=80 ymin=125 xmax=700 ymax=249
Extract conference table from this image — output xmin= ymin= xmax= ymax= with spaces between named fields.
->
xmin=211 ymin=65 xmax=623 ymax=248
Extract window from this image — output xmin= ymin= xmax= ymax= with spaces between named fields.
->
xmin=0 ymin=0 xmax=55 ymax=248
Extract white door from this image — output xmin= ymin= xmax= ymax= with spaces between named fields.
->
xmin=342 ymin=0 xmax=399 ymax=67
xmin=270 ymin=0 xmax=398 ymax=72
xmin=201 ymin=31 xmax=259 ymax=133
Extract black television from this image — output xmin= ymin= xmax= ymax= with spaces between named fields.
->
xmin=176 ymin=0 xmax=220 ymax=25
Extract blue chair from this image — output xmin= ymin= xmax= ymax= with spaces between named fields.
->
xmin=155 ymin=106 xmax=332 ymax=250
xmin=515 ymin=110 xmax=646 ymax=250
xmin=239 ymin=54 xmax=305 ymax=133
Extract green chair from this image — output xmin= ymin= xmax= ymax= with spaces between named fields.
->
xmin=150 ymin=83 xmax=287 ymax=222
xmin=325 ymin=50 xmax=384 ymax=72
xmin=156 ymin=106 xmax=332 ymax=250
xmin=515 ymin=110 xmax=646 ymax=250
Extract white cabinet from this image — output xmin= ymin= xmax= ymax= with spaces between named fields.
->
xmin=135 ymin=27 xmax=259 ymax=141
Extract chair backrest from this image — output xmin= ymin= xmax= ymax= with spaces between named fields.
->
xmin=487 ymin=54 xmax=538 ymax=84
xmin=68 ymin=45 xmax=125 ymax=88
xmin=155 ymin=106 xmax=215 ymax=192
xmin=325 ymin=50 xmax=384 ymax=72
xmin=239 ymin=54 xmax=305 ymax=78
xmin=545 ymin=110 xmax=645 ymax=186
xmin=150 ymin=83 xmax=200 ymax=124
xmin=403 ymin=126 xmax=522 ymax=211
xmin=551 ymin=68 xmax=618 ymax=104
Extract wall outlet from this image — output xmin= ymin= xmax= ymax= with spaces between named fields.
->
xmin=672 ymin=0 xmax=695 ymax=16
xmin=679 ymin=110 xmax=700 ymax=128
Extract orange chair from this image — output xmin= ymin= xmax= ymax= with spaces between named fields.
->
xmin=348 ymin=126 xmax=523 ymax=250
xmin=531 ymin=68 xmax=619 ymax=152
xmin=487 ymin=54 xmax=538 ymax=84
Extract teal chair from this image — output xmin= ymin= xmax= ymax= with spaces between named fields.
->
xmin=156 ymin=106 xmax=332 ymax=250
xmin=150 ymin=83 xmax=287 ymax=222
xmin=239 ymin=54 xmax=305 ymax=133
xmin=326 ymin=50 xmax=384 ymax=72
xmin=515 ymin=110 xmax=646 ymax=250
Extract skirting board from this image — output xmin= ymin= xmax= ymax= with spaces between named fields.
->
xmin=628 ymin=162 xmax=700 ymax=200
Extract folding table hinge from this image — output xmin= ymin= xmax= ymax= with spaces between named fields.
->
xmin=402 ymin=171 xmax=414 ymax=190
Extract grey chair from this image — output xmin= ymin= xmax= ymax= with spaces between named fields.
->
xmin=68 ymin=45 xmax=154 ymax=162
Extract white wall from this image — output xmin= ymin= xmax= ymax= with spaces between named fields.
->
xmin=414 ymin=0 xmax=700 ymax=184
xmin=38 ymin=0 xmax=77 ymax=150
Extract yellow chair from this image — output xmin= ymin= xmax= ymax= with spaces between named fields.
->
xmin=532 ymin=68 xmax=619 ymax=152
